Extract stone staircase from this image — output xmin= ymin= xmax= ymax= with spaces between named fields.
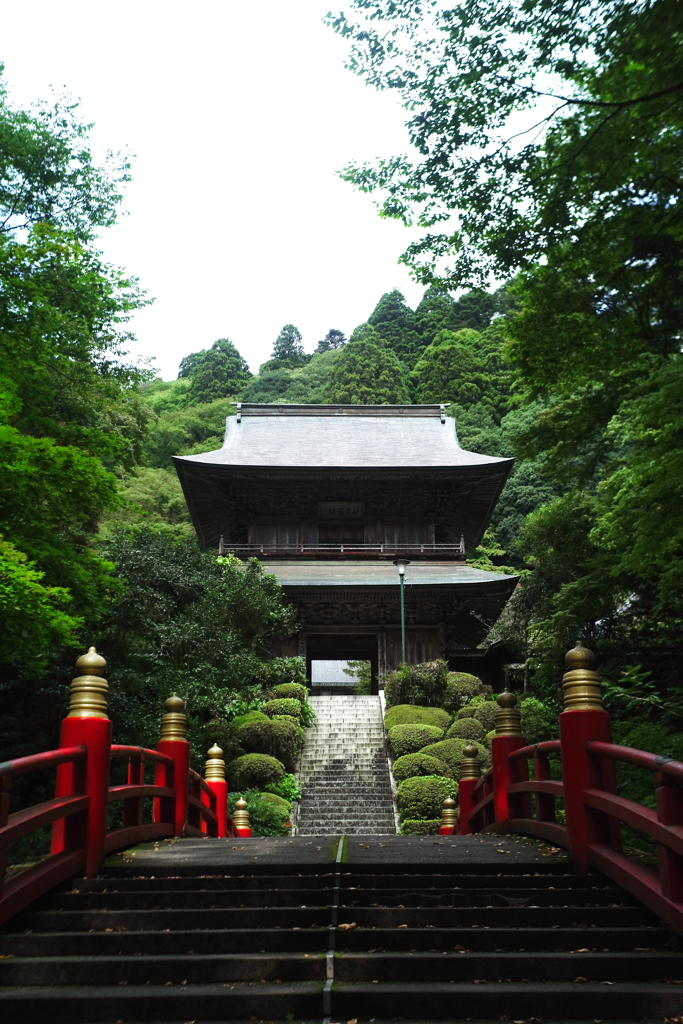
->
xmin=296 ymin=694 xmax=396 ymax=835
xmin=1 ymin=839 xmax=682 ymax=1020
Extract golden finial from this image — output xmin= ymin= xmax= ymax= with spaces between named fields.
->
xmin=460 ymin=743 xmax=482 ymax=780
xmin=495 ymin=688 xmax=522 ymax=736
xmin=67 ymin=647 xmax=109 ymax=718
xmin=233 ymin=797 xmax=250 ymax=831
xmin=204 ymin=743 xmax=225 ymax=781
xmin=562 ymin=640 xmax=603 ymax=710
xmin=159 ymin=693 xmax=187 ymax=741
xmin=441 ymin=795 xmax=458 ymax=832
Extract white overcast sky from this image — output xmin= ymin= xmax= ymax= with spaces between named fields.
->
xmin=2 ymin=0 xmax=429 ymax=379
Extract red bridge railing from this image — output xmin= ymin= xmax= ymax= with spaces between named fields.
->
xmin=0 ymin=648 xmax=243 ymax=924
xmin=456 ymin=642 xmax=683 ymax=935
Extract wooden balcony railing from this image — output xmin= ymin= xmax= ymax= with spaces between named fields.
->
xmin=218 ymin=539 xmax=466 ymax=559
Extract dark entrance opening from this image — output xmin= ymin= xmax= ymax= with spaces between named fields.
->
xmin=306 ymin=633 xmax=379 ymax=695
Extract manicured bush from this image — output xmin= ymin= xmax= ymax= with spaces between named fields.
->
xmin=447 ymin=718 xmax=484 ymax=740
xmin=272 ymin=682 xmax=308 ymax=703
xmin=400 ymin=819 xmax=442 ymax=835
xmin=384 ymin=660 xmax=449 ymax=708
xmin=472 ymin=701 xmax=497 ymax=733
xmin=384 ymin=704 xmax=451 ymax=731
xmin=420 ymin=738 xmax=485 ymax=779
xmin=392 ymin=753 xmax=452 ymax=782
xmin=227 ymin=753 xmax=285 ymax=790
xmin=388 ymin=723 xmax=444 ymax=758
xmin=442 ymin=672 xmax=488 ymax=714
xmin=238 ymin=717 xmax=298 ymax=770
xmin=397 ymin=775 xmax=454 ymax=820
xmin=258 ymin=792 xmax=291 ymax=816
xmin=261 ymin=698 xmax=302 ymax=720
xmin=456 ymin=705 xmax=476 ymax=719
xmin=232 ymin=710 xmax=269 ymax=729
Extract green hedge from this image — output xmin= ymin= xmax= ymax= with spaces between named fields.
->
xmin=397 ymin=775 xmax=454 ymax=820
xmin=447 ymin=718 xmax=484 ymax=740
xmin=232 ymin=710 xmax=269 ymax=729
xmin=392 ymin=753 xmax=452 ymax=782
xmin=384 ymin=704 xmax=451 ymax=731
xmin=272 ymin=682 xmax=308 ymax=703
xmin=420 ymin=738 xmax=485 ymax=778
xmin=442 ymin=672 xmax=487 ymax=714
xmin=238 ymin=717 xmax=298 ymax=770
xmin=388 ymin=723 xmax=444 ymax=758
xmin=472 ymin=701 xmax=497 ymax=733
xmin=261 ymin=698 xmax=302 ymax=720
xmin=227 ymin=753 xmax=285 ymax=789
xmin=400 ymin=819 xmax=441 ymax=835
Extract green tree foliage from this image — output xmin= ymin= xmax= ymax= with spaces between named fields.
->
xmin=240 ymin=350 xmax=339 ymax=405
xmin=315 ymin=328 xmax=347 ymax=353
xmin=263 ymin=323 xmax=309 ymax=369
xmin=325 ymin=325 xmax=411 ymax=404
xmin=177 ymin=338 xmax=251 ymax=404
xmin=332 ymin=0 xmax=683 ymax=697
xmin=367 ymin=289 xmax=422 ymax=366
xmin=412 ymin=323 xmax=515 ymax=419
xmin=414 ymin=288 xmax=513 ymax=348
xmin=0 ymin=77 xmax=150 ymax=665
xmin=88 ymin=536 xmax=298 ymax=755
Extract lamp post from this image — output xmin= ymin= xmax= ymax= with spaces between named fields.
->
xmin=393 ymin=558 xmax=410 ymax=664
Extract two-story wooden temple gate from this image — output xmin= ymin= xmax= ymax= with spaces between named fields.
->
xmin=173 ymin=403 xmax=519 ymax=691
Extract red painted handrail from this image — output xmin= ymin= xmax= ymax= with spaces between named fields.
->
xmin=0 ymin=746 xmax=89 ymax=923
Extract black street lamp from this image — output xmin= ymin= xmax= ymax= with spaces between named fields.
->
xmin=393 ymin=558 xmax=410 ymax=664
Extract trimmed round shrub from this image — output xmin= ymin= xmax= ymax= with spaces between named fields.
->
xmin=238 ymin=717 xmax=297 ymax=770
xmin=232 ymin=710 xmax=269 ymax=729
xmin=392 ymin=753 xmax=452 ymax=782
xmin=400 ymin=819 xmax=441 ymax=836
xmin=261 ymin=698 xmax=302 ymax=720
xmin=384 ymin=704 xmax=451 ymax=732
xmin=420 ymin=738 xmax=485 ymax=779
xmin=388 ymin=723 xmax=444 ymax=758
xmin=456 ymin=706 xmax=476 ymax=719
xmin=272 ymin=682 xmax=308 ymax=703
xmin=442 ymin=672 xmax=486 ymax=714
xmin=258 ymin=792 xmax=291 ymax=817
xmin=473 ymin=701 xmax=497 ymax=733
xmin=397 ymin=775 xmax=454 ymax=820
xmin=447 ymin=718 xmax=484 ymax=740
xmin=227 ymin=753 xmax=285 ymax=790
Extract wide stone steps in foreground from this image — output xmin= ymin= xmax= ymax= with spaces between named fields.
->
xmin=0 ymin=835 xmax=681 ymax=1021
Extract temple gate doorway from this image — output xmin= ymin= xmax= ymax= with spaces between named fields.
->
xmin=305 ymin=632 xmax=379 ymax=695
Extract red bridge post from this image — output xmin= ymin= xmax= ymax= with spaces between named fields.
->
xmin=559 ymin=642 xmax=619 ymax=873
xmin=204 ymin=743 xmax=228 ymax=838
xmin=491 ymin=689 xmax=530 ymax=830
xmin=458 ymin=744 xmax=482 ymax=835
xmin=51 ymin=648 xmax=112 ymax=877
xmin=155 ymin=694 xmax=190 ymax=836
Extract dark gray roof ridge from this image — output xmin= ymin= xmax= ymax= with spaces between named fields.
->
xmin=231 ymin=403 xmax=448 ymax=418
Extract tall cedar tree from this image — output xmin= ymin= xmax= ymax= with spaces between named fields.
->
xmin=177 ymin=338 xmax=252 ymax=404
xmin=325 ymin=324 xmax=411 ymax=404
